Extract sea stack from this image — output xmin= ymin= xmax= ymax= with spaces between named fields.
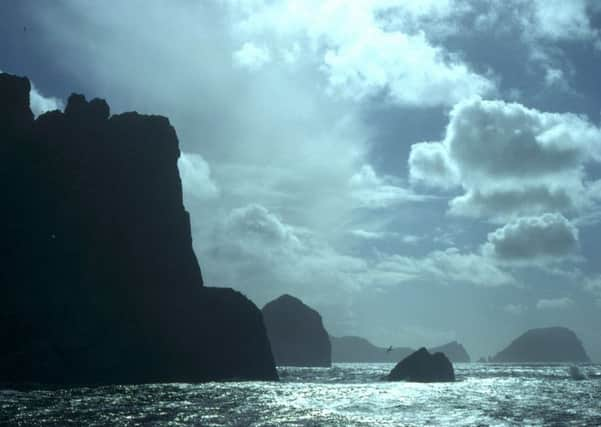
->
xmin=262 ymin=294 xmax=331 ymax=367
xmin=429 ymin=341 xmax=471 ymax=363
xmin=491 ymin=327 xmax=590 ymax=363
xmin=0 ymin=73 xmax=277 ymax=385
xmin=388 ymin=348 xmax=455 ymax=382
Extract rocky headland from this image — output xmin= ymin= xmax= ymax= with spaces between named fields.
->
xmin=0 ymin=73 xmax=277 ymax=385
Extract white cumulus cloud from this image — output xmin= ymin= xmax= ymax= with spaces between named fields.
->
xmin=177 ymin=152 xmax=219 ymax=200
xmin=232 ymin=0 xmax=494 ymax=106
xmin=233 ymin=42 xmax=272 ymax=70
xmin=30 ymin=84 xmax=63 ymax=117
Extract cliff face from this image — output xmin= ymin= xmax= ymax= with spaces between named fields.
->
xmin=429 ymin=341 xmax=471 ymax=363
xmin=330 ymin=336 xmax=413 ymax=363
xmin=0 ymin=73 xmax=277 ymax=384
xmin=491 ymin=327 xmax=590 ymax=363
xmin=262 ymin=295 xmax=331 ymax=367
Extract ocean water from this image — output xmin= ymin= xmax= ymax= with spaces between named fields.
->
xmin=1 ymin=363 xmax=600 ymax=426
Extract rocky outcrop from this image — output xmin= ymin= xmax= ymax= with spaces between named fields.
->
xmin=262 ymin=295 xmax=331 ymax=367
xmin=429 ymin=341 xmax=471 ymax=363
xmin=387 ymin=348 xmax=455 ymax=382
xmin=0 ymin=73 xmax=277 ymax=385
xmin=491 ymin=327 xmax=590 ymax=363
xmin=331 ymin=336 xmax=413 ymax=363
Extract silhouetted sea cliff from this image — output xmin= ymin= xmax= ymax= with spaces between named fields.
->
xmin=0 ymin=73 xmax=277 ymax=385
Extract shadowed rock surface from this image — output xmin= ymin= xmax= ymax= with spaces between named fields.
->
xmin=262 ymin=295 xmax=331 ymax=367
xmin=491 ymin=327 xmax=590 ymax=363
xmin=330 ymin=336 xmax=413 ymax=363
xmin=0 ymin=73 xmax=277 ymax=385
xmin=388 ymin=348 xmax=455 ymax=382
xmin=429 ymin=341 xmax=471 ymax=363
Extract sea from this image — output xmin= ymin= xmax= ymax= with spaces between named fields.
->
xmin=1 ymin=363 xmax=600 ymax=426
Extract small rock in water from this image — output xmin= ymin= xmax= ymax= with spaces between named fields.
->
xmin=568 ymin=365 xmax=586 ymax=380
xmin=387 ymin=347 xmax=455 ymax=382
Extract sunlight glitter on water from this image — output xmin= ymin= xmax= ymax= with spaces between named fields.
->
xmin=1 ymin=363 xmax=600 ymax=426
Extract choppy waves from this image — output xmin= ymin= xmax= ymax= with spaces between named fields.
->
xmin=2 ymin=363 xmax=600 ymax=426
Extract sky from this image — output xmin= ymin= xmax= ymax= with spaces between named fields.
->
xmin=1 ymin=0 xmax=601 ymax=361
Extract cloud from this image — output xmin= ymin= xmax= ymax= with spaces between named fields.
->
xmin=483 ymin=213 xmax=579 ymax=262
xmin=583 ymin=275 xmax=601 ymax=307
xmin=536 ymin=297 xmax=574 ymax=310
xmin=449 ymin=186 xmax=576 ymax=220
xmin=30 ymin=84 xmax=63 ymax=117
xmin=177 ymin=152 xmax=219 ymax=200
xmin=544 ymin=67 xmax=563 ymax=87
xmin=503 ymin=303 xmax=526 ymax=315
xmin=471 ymin=0 xmax=599 ymax=45
xmin=204 ymin=203 xmax=367 ymax=305
xmin=0 ymin=69 xmax=62 ymax=117
xmin=349 ymin=229 xmax=398 ymax=240
xmin=409 ymin=97 xmax=601 ymax=221
xmin=202 ymin=202 xmax=516 ymax=310
xmin=233 ymin=42 xmax=271 ymax=70
xmin=402 ymin=234 xmax=422 ymax=244
xmin=527 ymin=0 xmax=599 ymax=43
xmin=217 ymin=204 xmax=300 ymax=250
xmin=350 ymin=164 xmax=429 ymax=208
xmin=408 ymin=141 xmax=458 ymax=189
xmin=233 ymin=0 xmax=494 ymax=106
xmin=373 ymin=248 xmax=516 ymax=288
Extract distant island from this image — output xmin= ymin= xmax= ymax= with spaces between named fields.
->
xmin=0 ymin=73 xmax=277 ymax=385
xmin=491 ymin=327 xmax=590 ymax=363
xmin=262 ymin=294 xmax=331 ymax=367
xmin=331 ymin=336 xmax=471 ymax=363
xmin=330 ymin=336 xmax=413 ymax=363
xmin=429 ymin=341 xmax=471 ymax=363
